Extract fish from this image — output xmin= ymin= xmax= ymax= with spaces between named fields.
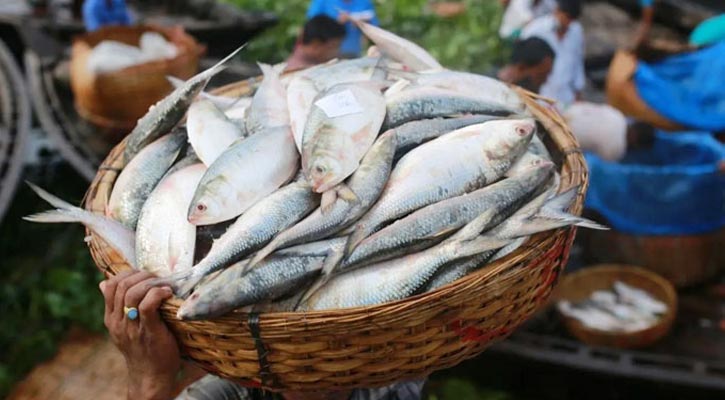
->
xmin=166 ymin=75 xmax=243 ymax=110
xmin=107 ymin=130 xmax=186 ymax=229
xmin=613 ymin=281 xmax=668 ymax=315
xmin=24 ymin=183 xmax=137 ymax=269
xmin=506 ymin=134 xmax=553 ymax=177
xmin=351 ymin=19 xmax=442 ymax=72
xmin=124 ymin=44 xmax=246 ymax=162
xmin=187 ymin=125 xmax=299 ymax=225
xmin=245 ymin=63 xmax=289 ymax=135
xmin=489 ymin=236 xmax=528 ymax=261
xmin=384 ymin=86 xmax=518 ymax=129
xmin=422 ymin=251 xmax=496 ymax=292
xmin=391 ymin=115 xmax=502 ymax=158
xmin=135 ymin=163 xmax=206 ymax=277
xmin=186 ymin=99 xmax=245 ymax=166
xmin=248 ymin=132 xmax=396 ymax=267
xmin=174 ymin=374 xmax=250 ymax=400
xmin=343 ymin=161 xmax=553 ymax=269
xmin=222 ymin=97 xmax=253 ymax=121
xmin=301 ymin=82 xmax=386 ymax=192
xmin=287 ymin=75 xmax=319 ymax=152
xmin=346 ymin=118 xmax=535 ymax=253
xmin=388 ymin=69 xmax=526 ymax=113
xmin=177 ymin=238 xmax=347 ymax=320
xmin=302 ymin=57 xmax=382 ymax=90
xmin=167 ymin=180 xmax=319 ymax=297
xmin=299 ymin=225 xmax=510 ymax=311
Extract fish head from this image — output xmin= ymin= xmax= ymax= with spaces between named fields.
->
xmin=176 ymin=288 xmax=215 ymax=320
xmin=187 ymin=192 xmax=223 ymax=226
xmin=498 ymin=118 xmax=536 ymax=154
xmin=307 ymin=156 xmax=344 ymax=193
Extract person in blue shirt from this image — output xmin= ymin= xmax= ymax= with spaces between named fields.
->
xmin=82 ymin=0 xmax=132 ymax=32
xmin=634 ymin=0 xmax=654 ymax=47
xmin=306 ymin=0 xmax=378 ymax=58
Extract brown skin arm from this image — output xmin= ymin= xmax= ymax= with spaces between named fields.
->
xmin=634 ymin=6 xmax=654 ymax=47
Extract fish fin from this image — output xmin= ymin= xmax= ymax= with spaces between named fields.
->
xmin=336 ymin=184 xmax=359 ymax=204
xmin=516 ymin=213 xmax=609 ymax=236
xmin=166 ymin=75 xmax=185 ymax=89
xmin=344 ymin=224 xmax=371 ymax=256
xmin=23 ymin=210 xmax=82 ymax=224
xmin=320 ymin=190 xmax=337 ymax=215
xmin=198 ymin=43 xmax=248 ymax=80
xmin=427 ymin=226 xmax=458 ymax=239
xmin=297 ymin=245 xmax=345 ymax=305
xmin=247 ymin=241 xmax=278 ymax=270
xmin=448 ymin=209 xmax=498 ymax=242
xmin=543 ymin=186 xmax=579 ymax=213
xmin=26 ymin=181 xmax=76 ymax=210
xmin=257 ymin=62 xmax=277 ymax=80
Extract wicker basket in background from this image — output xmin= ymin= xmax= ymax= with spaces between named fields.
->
xmin=83 ymin=86 xmax=588 ymax=392
xmin=69 ymin=25 xmax=205 ymax=136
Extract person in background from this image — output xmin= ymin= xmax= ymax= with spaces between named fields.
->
xmin=285 ymin=15 xmax=346 ymax=72
xmin=564 ymin=102 xmax=656 ymax=161
xmin=306 ymin=0 xmax=378 ymax=58
xmin=520 ymin=0 xmax=584 ymax=108
xmin=82 ymin=0 xmax=132 ymax=32
xmin=497 ymin=37 xmax=556 ymax=93
xmin=634 ymin=0 xmax=654 ymax=48
xmin=689 ymin=13 xmax=725 ymax=48
xmin=101 ymin=271 xmax=425 ymax=400
xmin=498 ymin=0 xmax=557 ymax=40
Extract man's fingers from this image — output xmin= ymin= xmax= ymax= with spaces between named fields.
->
xmin=124 ymin=277 xmax=158 ymax=311
xmin=138 ymin=287 xmax=174 ymax=330
xmin=113 ymin=271 xmax=156 ymax=322
xmin=101 ymin=270 xmax=133 ymax=315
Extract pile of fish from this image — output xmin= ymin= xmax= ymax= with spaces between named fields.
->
xmin=557 ymin=281 xmax=667 ymax=333
xmin=87 ymin=31 xmax=179 ymax=74
xmin=26 ymin=20 xmax=606 ymax=320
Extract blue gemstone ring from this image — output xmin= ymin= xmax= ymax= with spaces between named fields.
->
xmin=124 ymin=306 xmax=139 ymax=321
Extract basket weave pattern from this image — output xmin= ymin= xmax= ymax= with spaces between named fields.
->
xmin=84 ymin=87 xmax=588 ymax=391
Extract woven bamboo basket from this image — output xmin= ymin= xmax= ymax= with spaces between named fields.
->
xmin=83 ymin=85 xmax=588 ymax=392
xmin=70 ymin=25 xmax=205 ymax=135
xmin=553 ymin=264 xmax=677 ymax=349
xmin=605 ymin=50 xmax=683 ymax=131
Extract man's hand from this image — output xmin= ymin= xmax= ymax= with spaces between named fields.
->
xmin=100 ymin=271 xmax=180 ymax=400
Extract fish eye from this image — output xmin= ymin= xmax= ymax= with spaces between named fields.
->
xmin=196 ymin=204 xmax=207 ymax=212
xmin=314 ymin=165 xmax=326 ymax=174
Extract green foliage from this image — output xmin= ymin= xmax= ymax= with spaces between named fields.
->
xmin=0 ymin=168 xmax=104 ymax=397
xmin=224 ymin=0 xmax=509 ymax=72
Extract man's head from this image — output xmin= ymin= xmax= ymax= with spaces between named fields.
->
xmin=299 ymin=15 xmax=346 ymax=63
xmin=626 ymin=121 xmax=656 ymax=150
xmin=555 ymin=0 xmax=581 ymax=32
xmin=499 ymin=37 xmax=555 ymax=93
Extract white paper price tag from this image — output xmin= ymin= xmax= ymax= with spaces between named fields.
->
xmin=314 ymin=89 xmax=363 ymax=118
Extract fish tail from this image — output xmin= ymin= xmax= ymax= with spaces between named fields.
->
xmin=344 ymin=224 xmax=371 ymax=256
xmin=247 ymin=240 xmax=280 ymax=270
xmin=166 ymin=75 xmax=185 ymax=88
xmin=257 ymin=62 xmax=276 ymax=79
xmin=544 ymin=186 xmax=580 ymax=212
xmin=297 ymin=246 xmax=345 ymax=306
xmin=23 ymin=182 xmax=91 ymax=224
xmin=199 ymin=43 xmax=248 ymax=80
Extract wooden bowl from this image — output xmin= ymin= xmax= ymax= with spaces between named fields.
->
xmin=553 ymin=264 xmax=677 ymax=349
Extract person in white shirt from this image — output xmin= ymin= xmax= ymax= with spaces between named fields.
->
xmin=520 ymin=0 xmax=585 ymax=108
xmin=564 ymin=102 xmax=655 ymax=161
xmin=499 ymin=0 xmax=557 ymax=40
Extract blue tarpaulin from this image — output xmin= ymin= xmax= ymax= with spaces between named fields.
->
xmin=634 ymin=41 xmax=725 ymax=132
xmin=585 ymin=132 xmax=725 ymax=235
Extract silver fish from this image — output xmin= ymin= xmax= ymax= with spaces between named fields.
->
xmin=299 ymin=231 xmax=509 ymax=311
xmin=187 ymin=125 xmax=299 ymax=225
xmin=169 ymin=181 xmax=319 ymax=297
xmin=186 ymin=99 xmax=245 ymax=166
xmin=124 ymin=44 xmax=246 ymax=162
xmin=301 ymin=82 xmax=386 ymax=192
xmin=351 ymin=19 xmax=442 ymax=72
xmin=249 ymin=131 xmax=396 ymax=267
xmin=24 ymin=183 xmax=137 ymax=269
xmin=108 ymin=130 xmax=186 ymax=229
xmin=344 ymin=161 xmax=553 ymax=268
xmin=347 ymin=118 xmax=535 ymax=253
xmin=136 ymin=163 xmax=206 ymax=277
xmin=384 ymin=86 xmax=517 ymax=129
xmin=422 ymin=251 xmax=496 ymax=292
xmin=391 ymin=115 xmax=502 ymax=157
xmin=287 ymin=75 xmax=319 ymax=152
xmin=388 ymin=69 xmax=526 ymax=113
xmin=245 ymin=63 xmax=289 ymax=135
